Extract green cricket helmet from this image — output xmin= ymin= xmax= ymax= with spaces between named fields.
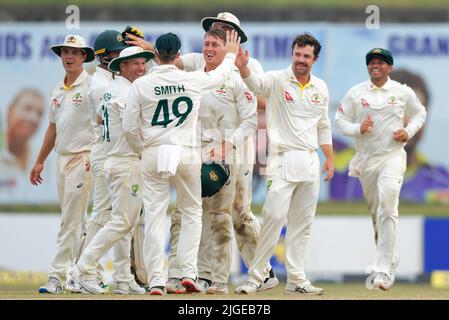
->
xmin=201 ymin=161 xmax=231 ymax=198
xmin=94 ymin=30 xmax=128 ymax=64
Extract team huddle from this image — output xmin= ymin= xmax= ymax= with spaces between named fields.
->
xmin=29 ymin=12 xmax=426 ymax=296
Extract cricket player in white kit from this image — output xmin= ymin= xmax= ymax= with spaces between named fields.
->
xmin=235 ymin=33 xmax=334 ymax=295
xmin=166 ymin=12 xmax=277 ymax=294
xmin=71 ymin=46 xmax=154 ymax=294
xmin=30 ymin=35 xmax=95 ymax=294
xmin=73 ymin=29 xmax=129 ymax=290
xmin=166 ymin=28 xmax=276 ymax=295
xmin=335 ymin=48 xmax=426 ymax=291
xmin=123 ymin=31 xmax=241 ymax=295
xmin=166 ymin=29 xmax=257 ymax=295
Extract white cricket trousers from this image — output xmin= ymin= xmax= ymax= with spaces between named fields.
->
xmin=248 ymin=151 xmax=320 ymax=287
xmin=143 ymin=146 xmax=202 ymax=288
xmin=358 ymin=148 xmax=406 ymax=274
xmin=231 ymin=139 xmax=265 ymax=271
xmin=77 ymin=156 xmax=142 ymax=282
xmin=88 ymin=143 xmax=111 ymax=228
xmin=198 ymin=142 xmax=266 ymax=284
xmin=49 ymin=151 xmax=93 ymax=282
xmin=78 ymin=144 xmax=134 ymax=283
xmin=77 ymin=143 xmax=110 ymax=282
xmin=168 ymin=142 xmax=265 ymax=283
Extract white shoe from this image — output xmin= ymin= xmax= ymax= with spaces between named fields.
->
xmin=39 ymin=276 xmax=64 ymax=294
xmin=207 ymin=282 xmax=228 ymax=294
xmin=365 ymin=272 xmax=377 ymax=290
xmin=284 ymin=283 xmax=324 ymax=295
xmin=197 ymin=278 xmax=211 ymax=293
xmin=392 ymin=256 xmax=400 ymax=272
xmin=129 ymin=279 xmax=146 ymax=294
xmin=79 ymin=278 xmax=105 ymax=294
xmin=166 ymin=278 xmax=186 ymax=294
xmin=258 ymin=269 xmax=279 ymax=292
xmin=149 ymin=286 xmax=166 ymax=295
xmin=99 ymin=281 xmax=110 ymax=293
xmin=114 ymin=280 xmax=146 ymax=295
xmin=181 ymin=277 xmax=202 ymax=293
xmin=235 ymin=281 xmax=259 ymax=295
xmin=66 ymin=276 xmax=85 ymax=293
xmin=70 ymin=265 xmax=104 ymax=294
xmin=373 ymin=272 xmax=395 ymax=291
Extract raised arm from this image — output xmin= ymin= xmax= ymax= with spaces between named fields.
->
xmin=236 ymin=48 xmax=274 ymax=98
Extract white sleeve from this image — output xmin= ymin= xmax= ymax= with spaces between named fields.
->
xmin=49 ymin=87 xmax=57 ymax=124
xmin=88 ymin=82 xmax=107 ymax=127
xmin=227 ymin=80 xmax=258 ymax=147
xmin=335 ymin=90 xmax=361 ymax=137
xmin=191 ymin=53 xmax=236 ymax=92
xmin=248 ymin=57 xmax=264 ymax=75
xmin=317 ymin=85 xmax=333 ymax=145
xmin=181 ymin=52 xmax=203 ymax=72
xmin=123 ymin=83 xmax=144 ymax=154
xmin=242 ymin=71 xmax=277 ymax=98
xmin=403 ymin=85 xmax=427 ymax=139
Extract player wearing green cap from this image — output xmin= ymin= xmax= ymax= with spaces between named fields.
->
xmin=335 ymin=48 xmax=427 ymax=291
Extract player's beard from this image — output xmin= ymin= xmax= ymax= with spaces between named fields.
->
xmin=293 ymin=62 xmax=309 ymax=78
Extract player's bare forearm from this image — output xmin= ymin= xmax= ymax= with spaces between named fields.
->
xmin=257 ymin=96 xmax=266 ymax=110
xmin=236 ymin=48 xmax=251 ymax=79
xmin=35 ymin=123 xmax=56 ymax=165
xmin=30 ymin=123 xmax=56 ymax=185
xmin=125 ymin=33 xmax=154 ymax=51
xmin=238 ymin=66 xmax=251 ymax=79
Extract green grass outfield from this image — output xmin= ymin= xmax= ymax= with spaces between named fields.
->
xmin=1 ymin=201 xmax=447 ymax=216
xmin=1 ymin=283 xmax=449 ymax=300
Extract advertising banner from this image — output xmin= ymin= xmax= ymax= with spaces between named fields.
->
xmin=1 ymin=22 xmax=447 ymax=204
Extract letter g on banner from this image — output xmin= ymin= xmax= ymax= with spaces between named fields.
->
xmin=365 ymin=5 xmax=380 ymax=30
xmin=66 ymin=5 xmax=80 ymax=30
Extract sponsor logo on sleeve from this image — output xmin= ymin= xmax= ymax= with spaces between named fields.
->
xmin=244 ymin=91 xmax=253 ymax=102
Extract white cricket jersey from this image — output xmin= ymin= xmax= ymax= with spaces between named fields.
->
xmin=198 ymin=68 xmax=257 ymax=148
xmin=49 ymin=69 xmax=94 ymax=154
xmin=101 ymin=76 xmax=137 ymax=158
xmin=243 ymin=66 xmax=332 ymax=154
xmin=123 ymin=52 xmax=237 ymax=153
xmin=182 ymin=52 xmax=264 ymax=75
xmin=88 ymin=66 xmax=115 ymax=144
xmin=335 ymin=78 xmax=427 ymax=156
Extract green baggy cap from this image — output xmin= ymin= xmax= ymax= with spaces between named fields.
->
xmin=366 ymin=48 xmax=394 ymax=65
